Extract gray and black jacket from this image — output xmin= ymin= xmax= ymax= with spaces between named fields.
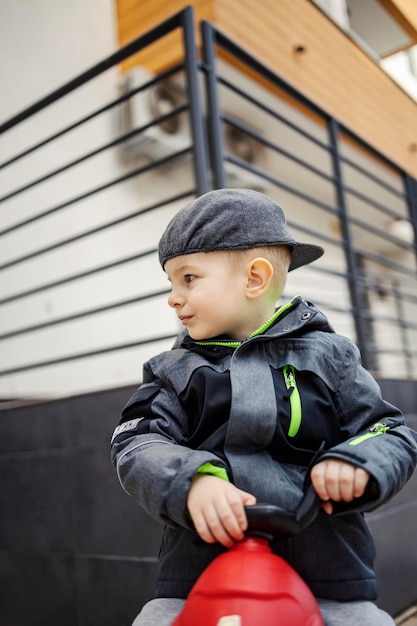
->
xmin=111 ymin=296 xmax=417 ymax=602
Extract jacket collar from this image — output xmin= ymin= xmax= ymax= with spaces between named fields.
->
xmin=181 ymin=296 xmax=333 ymax=355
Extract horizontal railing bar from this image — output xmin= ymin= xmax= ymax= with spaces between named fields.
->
xmin=0 ymin=144 xmax=191 ymax=239
xmin=345 ymin=215 xmax=414 ymax=252
xmin=224 ymin=154 xmax=341 ymax=217
xmin=0 ymin=176 xmax=193 ymax=271
xmin=287 ymin=226 xmax=343 ymax=252
xmin=339 ymin=123 xmax=409 ymax=182
xmin=313 ymin=267 xmax=349 ymax=280
xmin=340 ymin=155 xmax=407 ymax=200
xmin=217 ymin=76 xmax=330 ymax=152
xmin=0 ymin=189 xmax=189 ymax=271
xmin=0 ymin=104 xmax=188 ymax=204
xmin=0 ymin=8 xmax=189 ymax=135
xmin=0 ymin=334 xmax=179 ymax=377
xmin=352 ymin=246 xmax=416 ymax=276
xmin=0 ymin=289 xmax=170 ymax=341
xmin=364 ymin=344 xmax=417 ymax=357
xmin=0 ymin=249 xmax=157 ymax=306
xmin=0 ymin=182 xmax=193 ymax=272
xmin=359 ymin=308 xmax=417 ymax=329
xmin=0 ymin=63 xmax=185 ymax=172
xmin=358 ymin=282 xmax=417 ymax=304
xmin=294 ymin=264 xmax=351 ymax=283
xmin=362 ymin=291 xmax=417 ymax=309
xmin=222 ymin=114 xmax=335 ymax=185
xmin=343 ymin=184 xmax=413 ymax=222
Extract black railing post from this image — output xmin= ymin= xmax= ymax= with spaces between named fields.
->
xmin=181 ymin=6 xmax=210 ymax=195
xmin=328 ymin=119 xmax=370 ymax=367
xmin=405 ymin=173 xmax=417 ymax=272
xmin=201 ymin=20 xmax=226 ymax=189
xmin=391 ymin=277 xmax=414 ymax=378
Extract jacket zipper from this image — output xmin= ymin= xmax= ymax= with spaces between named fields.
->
xmin=283 ymin=365 xmax=302 ymax=438
xmin=349 ymin=422 xmax=391 ymax=446
xmin=193 ymin=296 xmax=302 ymax=349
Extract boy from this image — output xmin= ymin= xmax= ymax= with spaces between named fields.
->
xmin=111 ymin=188 xmax=417 ymax=625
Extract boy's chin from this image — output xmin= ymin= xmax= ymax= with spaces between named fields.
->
xmin=188 ymin=328 xmax=214 ymax=341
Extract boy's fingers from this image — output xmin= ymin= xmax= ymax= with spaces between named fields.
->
xmin=222 ymin=493 xmax=250 ymax=537
xmin=196 ymin=504 xmax=234 ymax=547
xmin=311 ymin=460 xmax=371 ymax=505
xmin=353 ymin=467 xmax=370 ymax=498
xmin=320 ymin=500 xmax=333 ymax=515
xmin=241 ymin=491 xmax=257 ymax=506
xmin=232 ymin=489 xmax=257 ymax=531
xmin=310 ymin=462 xmax=330 ymax=501
xmin=204 ymin=491 xmax=256 ymax=546
xmin=193 ymin=498 xmax=243 ymax=547
xmin=339 ymin=462 xmax=356 ymax=501
xmin=312 ymin=459 xmax=348 ymax=501
xmin=187 ymin=476 xmax=257 ymax=547
xmin=191 ymin=506 xmax=217 ymax=544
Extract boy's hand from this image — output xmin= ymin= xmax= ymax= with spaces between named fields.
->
xmin=310 ymin=458 xmax=370 ymax=515
xmin=187 ymin=474 xmax=256 ymax=547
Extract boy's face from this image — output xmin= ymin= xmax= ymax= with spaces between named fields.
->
xmin=165 ymin=251 xmax=252 ymax=341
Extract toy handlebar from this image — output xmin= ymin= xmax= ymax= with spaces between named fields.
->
xmin=244 ymin=478 xmax=379 ymax=539
xmin=244 ymin=483 xmax=319 ymax=539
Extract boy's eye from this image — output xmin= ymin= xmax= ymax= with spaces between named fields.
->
xmin=185 ymin=274 xmax=196 ymax=283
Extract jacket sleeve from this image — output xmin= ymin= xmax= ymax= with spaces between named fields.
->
xmin=315 ymin=340 xmax=417 ymax=513
xmin=110 ymin=369 xmax=230 ymax=529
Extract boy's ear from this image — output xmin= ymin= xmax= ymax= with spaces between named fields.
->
xmin=245 ymin=257 xmax=274 ymax=298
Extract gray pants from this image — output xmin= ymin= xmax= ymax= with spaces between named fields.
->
xmin=132 ymin=597 xmax=395 ymax=625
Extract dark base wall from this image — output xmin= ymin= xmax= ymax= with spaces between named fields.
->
xmin=366 ymin=379 xmax=417 ymax=617
xmin=0 ymin=386 xmax=162 ymax=626
xmin=377 ymin=379 xmax=417 ymax=416
xmin=0 ymin=380 xmax=416 ymax=625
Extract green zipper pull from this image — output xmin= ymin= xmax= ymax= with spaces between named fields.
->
xmin=283 ymin=365 xmax=302 ymax=438
xmin=349 ymin=422 xmax=391 ymax=446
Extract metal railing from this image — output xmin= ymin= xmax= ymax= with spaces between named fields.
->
xmin=201 ymin=20 xmax=417 ymax=377
xmin=0 ymin=6 xmax=416 ymax=398
xmin=0 ymin=7 xmax=207 ymax=397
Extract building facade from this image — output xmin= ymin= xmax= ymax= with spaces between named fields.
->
xmin=0 ymin=1 xmax=416 ymax=624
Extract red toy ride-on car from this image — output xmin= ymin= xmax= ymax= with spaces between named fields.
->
xmin=173 ymin=484 xmax=325 ymax=626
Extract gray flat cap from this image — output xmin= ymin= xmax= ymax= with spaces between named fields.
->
xmin=158 ymin=188 xmax=324 ymax=271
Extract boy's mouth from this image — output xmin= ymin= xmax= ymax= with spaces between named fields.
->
xmin=179 ymin=315 xmax=193 ymax=326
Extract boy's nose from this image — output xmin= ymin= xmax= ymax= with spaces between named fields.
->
xmin=168 ymin=289 xmax=184 ymax=308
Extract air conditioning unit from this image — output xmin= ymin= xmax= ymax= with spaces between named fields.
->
xmin=118 ymin=67 xmax=191 ymax=163
xmin=118 ymin=67 xmax=270 ymax=191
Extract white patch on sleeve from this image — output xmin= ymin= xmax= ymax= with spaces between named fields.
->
xmin=111 ymin=417 xmax=144 ymax=443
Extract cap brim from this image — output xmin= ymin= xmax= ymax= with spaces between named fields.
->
xmin=289 ymin=243 xmax=324 ymax=271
